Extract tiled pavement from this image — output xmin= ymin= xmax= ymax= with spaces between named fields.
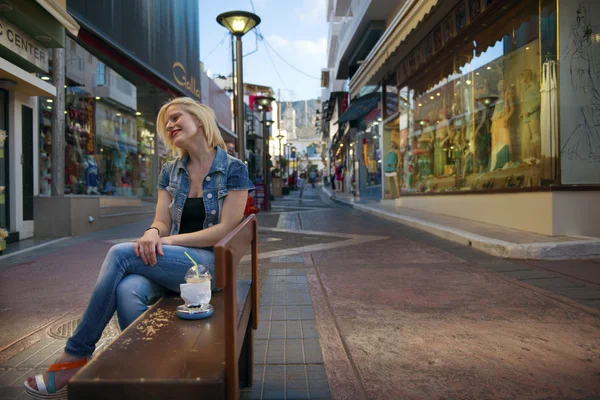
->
xmin=241 ymin=268 xmax=331 ymax=400
xmin=0 ymin=268 xmax=330 ymax=400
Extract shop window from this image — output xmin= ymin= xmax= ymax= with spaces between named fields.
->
xmin=395 ymin=0 xmax=556 ymax=193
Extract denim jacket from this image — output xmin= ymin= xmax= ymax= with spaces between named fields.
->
xmin=157 ymin=146 xmax=255 ymax=236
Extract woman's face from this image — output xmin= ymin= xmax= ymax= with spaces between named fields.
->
xmin=164 ymin=105 xmax=203 ymax=149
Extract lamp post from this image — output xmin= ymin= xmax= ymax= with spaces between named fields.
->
xmin=276 ymin=133 xmax=284 ymax=171
xmin=253 ymin=96 xmax=275 ymax=204
xmin=217 ymin=11 xmax=261 ymax=163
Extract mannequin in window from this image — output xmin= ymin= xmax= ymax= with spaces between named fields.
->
xmin=519 ymin=69 xmax=541 ymax=162
xmin=385 ymin=141 xmax=401 ymax=198
xmin=434 ymin=108 xmax=451 ymax=176
xmin=489 ymin=80 xmax=514 ymax=170
xmin=474 ymin=81 xmax=492 ymax=173
xmin=84 ymin=155 xmax=99 ymax=195
xmin=113 ymin=121 xmax=127 ymax=194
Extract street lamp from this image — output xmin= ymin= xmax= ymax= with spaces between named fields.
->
xmin=217 ymin=10 xmax=261 ymax=162
xmin=253 ymin=96 xmax=275 ymax=206
xmin=276 ymin=133 xmax=284 ymax=171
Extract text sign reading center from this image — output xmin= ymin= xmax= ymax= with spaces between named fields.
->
xmin=0 ymin=17 xmax=48 ymax=73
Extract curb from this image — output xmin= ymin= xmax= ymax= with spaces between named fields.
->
xmin=322 ymin=187 xmax=600 ymax=260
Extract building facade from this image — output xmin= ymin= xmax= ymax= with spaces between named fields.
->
xmin=31 ymin=0 xmax=230 ymax=239
xmin=324 ymin=0 xmax=600 ymax=237
xmin=0 ymin=0 xmax=79 ymax=245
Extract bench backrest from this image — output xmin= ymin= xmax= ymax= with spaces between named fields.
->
xmin=214 ymin=214 xmax=258 ymax=400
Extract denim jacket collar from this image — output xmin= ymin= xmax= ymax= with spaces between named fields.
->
xmin=177 ymin=147 xmax=228 ymax=175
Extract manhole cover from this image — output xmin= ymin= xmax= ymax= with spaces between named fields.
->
xmin=48 ymin=316 xmax=121 ymax=340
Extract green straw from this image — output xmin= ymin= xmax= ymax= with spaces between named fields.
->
xmin=184 ymin=251 xmax=198 ymax=266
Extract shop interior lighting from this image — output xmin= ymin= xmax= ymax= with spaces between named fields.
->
xmin=486 ymin=66 xmax=491 ymax=70
xmin=418 ymin=103 xmax=422 ymax=107
xmin=46 ymin=99 xmax=53 ymax=103
xmin=436 ymin=93 xmax=440 ymax=96
xmin=41 ymin=76 xmax=50 ymax=81
xmin=525 ymin=47 xmax=529 ymax=50
xmin=377 ymin=117 xmax=382 ymax=121
xmin=116 ymin=113 xmax=121 ymax=116
xmin=136 ymin=112 xmax=142 ymax=116
xmin=95 ymin=96 xmax=101 ymax=100
xmin=466 ymin=80 xmax=472 ymax=85
xmin=429 ymin=96 xmax=434 ymax=100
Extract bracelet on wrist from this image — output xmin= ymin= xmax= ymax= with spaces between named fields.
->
xmin=145 ymin=226 xmax=160 ymax=236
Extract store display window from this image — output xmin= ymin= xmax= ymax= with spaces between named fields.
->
xmin=364 ymin=119 xmax=382 ymax=189
xmin=395 ymin=0 xmax=557 ymax=193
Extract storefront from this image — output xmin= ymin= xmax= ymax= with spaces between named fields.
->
xmin=350 ymin=0 xmax=600 ymax=236
xmin=0 ymin=1 xmax=78 ymax=244
xmin=33 ymin=0 xmax=206 ymax=238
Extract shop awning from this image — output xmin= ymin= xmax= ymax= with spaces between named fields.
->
xmin=349 ymin=0 xmax=439 ymax=98
xmin=218 ymin=122 xmax=237 ymax=141
xmin=35 ymin=0 xmax=80 ymax=36
xmin=335 ymin=92 xmax=379 ymax=125
xmin=0 ymin=57 xmax=56 ymax=97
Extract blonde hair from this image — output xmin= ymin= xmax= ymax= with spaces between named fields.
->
xmin=156 ymin=97 xmax=226 ymax=157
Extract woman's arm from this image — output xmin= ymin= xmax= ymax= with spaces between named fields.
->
xmin=134 ymin=189 xmax=173 ymax=266
xmin=163 ymin=190 xmax=248 ymax=248
xmin=151 ymin=189 xmax=173 ymax=237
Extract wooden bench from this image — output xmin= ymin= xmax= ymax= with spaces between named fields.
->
xmin=69 ymin=215 xmax=259 ymax=399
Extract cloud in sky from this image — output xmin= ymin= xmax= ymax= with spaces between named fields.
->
xmin=294 ymin=0 xmax=327 ymax=24
xmin=267 ymin=35 xmax=326 ymax=58
xmin=267 ymin=34 xmax=291 ymax=48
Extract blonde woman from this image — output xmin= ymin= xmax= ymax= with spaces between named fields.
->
xmin=24 ymin=98 xmax=254 ymax=399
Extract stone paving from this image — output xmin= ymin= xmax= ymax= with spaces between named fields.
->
xmin=1 ymin=185 xmax=600 ymax=399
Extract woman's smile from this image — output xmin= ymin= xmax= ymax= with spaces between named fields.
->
xmin=171 ymin=129 xmax=182 ymax=139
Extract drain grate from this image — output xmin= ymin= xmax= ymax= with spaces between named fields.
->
xmin=48 ymin=318 xmax=80 ymax=339
xmin=48 ymin=316 xmax=121 ymax=340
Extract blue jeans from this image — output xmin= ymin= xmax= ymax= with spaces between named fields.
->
xmin=65 ymin=242 xmax=214 ymax=358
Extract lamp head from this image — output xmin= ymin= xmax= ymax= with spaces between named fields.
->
xmin=254 ymin=96 xmax=276 ymax=107
xmin=276 ymin=134 xmax=284 ymax=140
xmin=265 ymin=119 xmax=274 ymax=127
xmin=216 ymin=11 xmax=261 ymax=37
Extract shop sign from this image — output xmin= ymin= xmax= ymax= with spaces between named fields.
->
xmin=172 ymin=62 xmax=200 ymax=98
xmin=0 ymin=17 xmax=48 ymax=73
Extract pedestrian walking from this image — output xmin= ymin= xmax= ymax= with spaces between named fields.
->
xmin=331 ymin=165 xmax=336 ymax=190
xmin=224 ymin=139 xmax=236 ymax=157
xmin=309 ymin=170 xmax=316 ymax=188
xmin=297 ymin=172 xmax=306 ymax=199
xmin=335 ymin=163 xmax=344 ymax=192
xmin=24 ymin=98 xmax=254 ymax=399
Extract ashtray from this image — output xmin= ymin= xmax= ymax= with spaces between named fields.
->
xmin=176 ymin=303 xmax=214 ymax=320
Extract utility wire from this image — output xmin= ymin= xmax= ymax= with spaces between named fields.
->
xmin=201 ymin=32 xmax=229 ymax=62
xmin=261 ymin=38 xmax=322 ymax=80
xmin=249 ymin=0 xmax=321 ymax=82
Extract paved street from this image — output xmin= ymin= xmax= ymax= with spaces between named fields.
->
xmin=1 ymin=185 xmax=600 ymax=399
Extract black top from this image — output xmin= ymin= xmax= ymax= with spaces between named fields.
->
xmin=179 ymin=197 xmax=206 ymax=234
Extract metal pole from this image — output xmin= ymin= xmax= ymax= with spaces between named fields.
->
xmin=231 ymin=33 xmax=236 ymax=147
xmin=51 ymin=48 xmax=65 ymax=197
xmin=286 ymin=146 xmax=290 ymax=181
xmin=279 ymin=138 xmax=283 ymax=170
xmin=235 ymin=35 xmax=245 ymax=162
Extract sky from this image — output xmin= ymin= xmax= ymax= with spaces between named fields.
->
xmin=199 ymin=0 xmax=328 ymax=102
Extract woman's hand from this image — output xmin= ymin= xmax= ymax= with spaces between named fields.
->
xmin=133 ymin=230 xmax=165 ymax=267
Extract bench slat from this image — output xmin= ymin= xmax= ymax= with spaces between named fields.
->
xmin=69 ymin=281 xmax=252 ymax=400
